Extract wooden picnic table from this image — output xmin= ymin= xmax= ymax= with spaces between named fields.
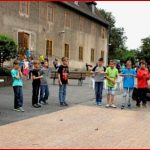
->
xmin=51 ymin=71 xmax=87 ymax=86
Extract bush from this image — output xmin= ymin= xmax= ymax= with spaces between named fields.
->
xmin=0 ymin=67 xmax=11 ymax=76
xmin=0 ymin=34 xmax=17 ymax=66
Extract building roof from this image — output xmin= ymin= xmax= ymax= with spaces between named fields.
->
xmin=58 ymin=1 xmax=109 ymax=27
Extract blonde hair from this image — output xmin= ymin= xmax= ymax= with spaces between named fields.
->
xmin=61 ymin=57 xmax=68 ymax=62
xmin=126 ymin=60 xmax=132 ymax=65
xmin=33 ymin=60 xmax=40 ymax=65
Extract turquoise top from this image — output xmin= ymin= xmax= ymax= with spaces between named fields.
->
xmin=11 ymin=69 xmax=23 ymax=87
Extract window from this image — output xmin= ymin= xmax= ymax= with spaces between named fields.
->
xmin=91 ymin=49 xmax=95 ymax=62
xmin=47 ymin=5 xmax=54 ymax=22
xmin=79 ymin=17 xmax=84 ymax=31
xmin=46 ymin=40 xmax=52 ymax=57
xmin=79 ymin=46 xmax=83 ymax=61
xmin=19 ymin=1 xmax=30 ymax=16
xmin=64 ymin=12 xmax=71 ymax=27
xmin=101 ymin=51 xmax=104 ymax=59
xmin=101 ymin=27 xmax=105 ymax=39
xmin=18 ymin=32 xmax=30 ymax=52
xmin=64 ymin=44 xmax=69 ymax=58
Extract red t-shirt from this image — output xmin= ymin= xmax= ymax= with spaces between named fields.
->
xmin=137 ymin=68 xmax=149 ymax=88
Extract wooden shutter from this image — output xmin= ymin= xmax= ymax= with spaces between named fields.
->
xmin=46 ymin=40 xmax=52 ymax=57
xmin=64 ymin=44 xmax=69 ymax=58
xmin=101 ymin=51 xmax=104 ymax=59
xmin=91 ymin=49 xmax=95 ymax=62
xmin=79 ymin=46 xmax=83 ymax=61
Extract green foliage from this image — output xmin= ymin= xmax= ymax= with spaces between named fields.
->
xmin=0 ymin=67 xmax=11 ymax=76
xmin=96 ymin=8 xmax=127 ymax=60
xmin=0 ymin=35 xmax=17 ymax=65
xmin=115 ymin=48 xmax=138 ymax=64
xmin=137 ymin=37 xmax=150 ymax=64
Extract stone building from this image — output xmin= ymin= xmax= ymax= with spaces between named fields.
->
xmin=0 ymin=1 xmax=109 ymax=69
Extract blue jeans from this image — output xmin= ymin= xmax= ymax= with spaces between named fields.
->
xmin=39 ymin=85 xmax=49 ymax=103
xmin=95 ymin=82 xmax=103 ymax=103
xmin=59 ymin=84 xmax=67 ymax=103
xmin=13 ymin=86 xmax=23 ymax=109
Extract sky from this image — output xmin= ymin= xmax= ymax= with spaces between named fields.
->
xmin=96 ymin=1 xmax=150 ymax=49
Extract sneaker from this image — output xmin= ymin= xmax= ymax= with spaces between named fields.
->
xmin=97 ymin=102 xmax=102 ymax=106
xmin=110 ymin=104 xmax=117 ymax=108
xmin=19 ymin=107 xmax=25 ymax=112
xmin=33 ymin=104 xmax=41 ymax=108
xmin=60 ymin=102 xmax=64 ymax=107
xmin=127 ymin=104 xmax=131 ymax=108
xmin=105 ymin=104 xmax=110 ymax=108
xmin=39 ymin=101 xmax=45 ymax=105
xmin=43 ymin=101 xmax=48 ymax=105
xmin=13 ymin=108 xmax=21 ymax=112
xmin=63 ymin=102 xmax=68 ymax=106
xmin=121 ymin=105 xmax=125 ymax=109
xmin=136 ymin=103 xmax=140 ymax=108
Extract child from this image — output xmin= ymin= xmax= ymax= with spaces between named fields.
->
xmin=28 ymin=57 xmax=33 ymax=80
xmin=92 ymin=58 xmax=106 ymax=106
xmin=39 ymin=61 xmax=51 ymax=105
xmin=23 ymin=58 xmax=29 ymax=80
xmin=105 ymin=60 xmax=118 ymax=108
xmin=120 ymin=61 xmax=136 ymax=109
xmin=136 ymin=61 xmax=149 ymax=107
xmin=58 ymin=57 xmax=69 ymax=106
xmin=32 ymin=60 xmax=43 ymax=108
xmin=11 ymin=60 xmax=24 ymax=112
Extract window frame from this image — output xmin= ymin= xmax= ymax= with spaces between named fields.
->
xmin=47 ymin=5 xmax=54 ymax=23
xmin=19 ymin=1 xmax=30 ymax=17
xmin=64 ymin=11 xmax=71 ymax=28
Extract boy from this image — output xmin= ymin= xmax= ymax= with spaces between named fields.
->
xmin=120 ymin=61 xmax=136 ymax=109
xmin=92 ymin=58 xmax=106 ymax=106
xmin=32 ymin=60 xmax=43 ymax=108
xmin=136 ymin=61 xmax=149 ymax=107
xmin=39 ymin=61 xmax=51 ymax=105
xmin=105 ymin=60 xmax=118 ymax=108
xmin=11 ymin=60 xmax=24 ymax=112
xmin=58 ymin=57 xmax=69 ymax=106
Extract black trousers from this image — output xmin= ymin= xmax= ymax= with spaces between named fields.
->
xmin=32 ymin=83 xmax=40 ymax=105
xmin=137 ymin=88 xmax=147 ymax=105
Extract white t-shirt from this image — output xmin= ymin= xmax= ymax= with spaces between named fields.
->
xmin=24 ymin=61 xmax=29 ymax=69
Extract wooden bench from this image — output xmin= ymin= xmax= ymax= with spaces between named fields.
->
xmin=51 ymin=71 xmax=86 ymax=86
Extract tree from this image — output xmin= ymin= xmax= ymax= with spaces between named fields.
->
xmin=138 ymin=36 xmax=150 ymax=64
xmin=115 ymin=48 xmax=138 ymax=64
xmin=0 ymin=35 xmax=17 ymax=67
xmin=96 ymin=8 xmax=127 ymax=60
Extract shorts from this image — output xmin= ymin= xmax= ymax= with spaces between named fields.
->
xmin=108 ymin=87 xmax=115 ymax=95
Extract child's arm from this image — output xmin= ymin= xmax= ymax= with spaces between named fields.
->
xmin=18 ymin=68 xmax=23 ymax=78
xmin=32 ymin=75 xmax=43 ymax=80
xmin=58 ymin=73 xmax=62 ymax=85
xmin=105 ymin=76 xmax=116 ymax=84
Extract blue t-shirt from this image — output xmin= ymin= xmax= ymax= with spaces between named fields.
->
xmin=122 ymin=68 xmax=136 ymax=88
xmin=11 ymin=69 xmax=23 ymax=87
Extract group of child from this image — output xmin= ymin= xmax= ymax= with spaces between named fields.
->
xmin=92 ymin=58 xmax=150 ymax=109
xmin=11 ymin=56 xmax=69 ymax=112
xmin=11 ymin=54 xmax=150 ymax=112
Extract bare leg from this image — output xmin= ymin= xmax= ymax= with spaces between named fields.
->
xmin=107 ymin=94 xmax=110 ymax=104
xmin=111 ymin=95 xmax=114 ymax=105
